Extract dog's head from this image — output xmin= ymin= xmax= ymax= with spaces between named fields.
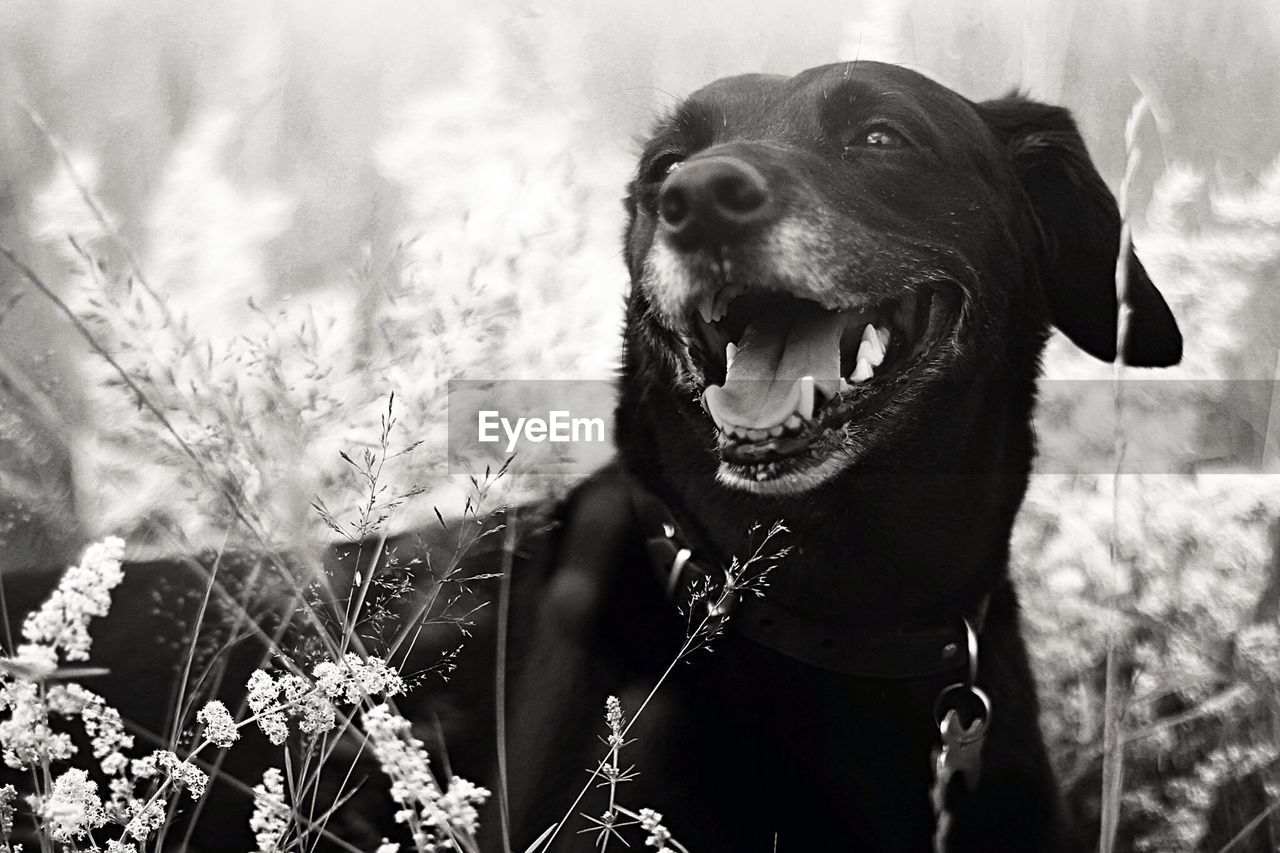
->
xmin=619 ymin=61 xmax=1181 ymax=496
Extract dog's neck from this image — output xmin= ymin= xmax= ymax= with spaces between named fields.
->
xmin=615 ymin=375 xmax=1036 ymax=626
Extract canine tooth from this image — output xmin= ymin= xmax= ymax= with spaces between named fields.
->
xmin=784 ymin=414 xmax=802 ymax=430
xmin=713 ymin=287 xmax=734 ymax=319
xmin=857 ymin=326 xmax=885 ymax=368
xmin=798 ymin=376 xmax=815 ymax=420
xmin=768 ymin=425 xmax=784 ymax=437
xmin=862 ymin=324 xmax=886 ymax=363
xmin=839 ymin=378 xmax=851 ymax=393
xmin=876 ymin=325 xmax=892 ymax=350
xmin=726 ymin=341 xmax=738 ymax=368
xmin=697 ymin=294 xmax=716 ymax=324
xmin=851 ymin=356 xmax=874 ymax=382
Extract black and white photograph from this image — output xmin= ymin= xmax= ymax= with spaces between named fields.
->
xmin=0 ymin=1 xmax=1277 ymax=850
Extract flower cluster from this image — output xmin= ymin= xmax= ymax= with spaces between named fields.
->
xmin=0 ymin=678 xmax=74 ymax=769
xmin=637 ymin=808 xmax=675 ymax=853
xmin=0 ymin=538 xmax=129 ymax=774
xmin=155 ymin=750 xmax=209 ymax=799
xmin=0 ymin=784 xmax=16 ymax=842
xmin=46 ymin=684 xmax=135 ymax=776
xmin=245 ymin=653 xmax=406 ymax=745
xmin=196 ymin=698 xmax=240 ymax=749
xmin=38 ymin=767 xmax=108 ymax=842
xmin=363 ymin=703 xmax=490 ymax=850
xmin=604 ymin=694 xmax=624 ymax=748
xmin=313 ymin=653 xmax=406 ymax=705
xmin=247 ymin=669 xmax=291 ymax=745
xmin=20 ymin=536 xmax=125 ymax=662
xmin=250 ymin=767 xmax=290 ymax=853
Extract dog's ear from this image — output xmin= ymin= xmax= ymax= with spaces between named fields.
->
xmin=978 ymin=95 xmax=1182 ymax=367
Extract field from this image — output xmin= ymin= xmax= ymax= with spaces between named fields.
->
xmin=0 ymin=1 xmax=1279 ymax=850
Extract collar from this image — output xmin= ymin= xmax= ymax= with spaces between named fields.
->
xmin=630 ymin=480 xmax=990 ymax=680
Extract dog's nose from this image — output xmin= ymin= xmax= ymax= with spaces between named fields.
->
xmin=657 ymin=157 xmax=772 ymax=249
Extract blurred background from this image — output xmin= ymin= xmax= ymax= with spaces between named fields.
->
xmin=1 ymin=0 xmax=1279 ymax=848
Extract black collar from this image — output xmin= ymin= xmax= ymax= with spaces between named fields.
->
xmin=629 ymin=480 xmax=989 ymax=680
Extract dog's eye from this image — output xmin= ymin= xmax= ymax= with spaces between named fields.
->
xmin=847 ymin=124 xmax=909 ymax=151
xmin=645 ymin=153 xmax=685 ymax=183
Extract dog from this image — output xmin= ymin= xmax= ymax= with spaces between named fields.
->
xmin=0 ymin=60 xmax=1182 ymax=852
xmin=489 ymin=60 xmax=1182 ymax=852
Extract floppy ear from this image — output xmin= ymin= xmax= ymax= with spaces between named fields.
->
xmin=978 ymin=95 xmax=1182 ymax=367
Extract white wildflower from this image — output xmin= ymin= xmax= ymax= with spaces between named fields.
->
xmin=246 ymin=670 xmax=289 ymax=745
xmin=278 ymin=673 xmax=334 ymax=734
xmin=375 ymin=842 xmax=400 ymax=853
xmin=257 ymin=713 xmax=289 ymax=746
xmin=605 ymin=695 xmax=624 ymax=747
xmin=37 ymin=767 xmax=108 ymax=841
xmin=21 ymin=537 xmax=125 ymax=662
xmin=106 ymin=775 xmax=134 ymax=819
xmin=46 ymin=684 xmax=133 ymax=775
xmin=196 ymin=699 xmax=240 ymax=748
xmin=364 ymin=703 xmax=489 ymax=846
xmin=0 ymin=679 xmax=74 ymax=769
xmin=130 ymin=753 xmax=159 ymax=779
xmin=155 ymin=750 xmax=209 ymax=799
xmin=0 ymin=784 xmax=16 ymax=841
xmin=638 ymin=808 xmax=674 ymax=852
xmin=107 ymin=840 xmax=140 ymax=853
xmin=249 ymin=767 xmax=290 ymax=853
xmin=8 ymin=643 xmax=57 ymax=679
xmin=247 ymin=669 xmax=279 ymax=711
xmin=313 ymin=654 xmax=405 ymax=705
xmin=121 ymin=797 xmax=166 ymax=842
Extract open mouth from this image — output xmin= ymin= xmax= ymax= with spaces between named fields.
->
xmin=690 ymin=283 xmax=959 ymax=480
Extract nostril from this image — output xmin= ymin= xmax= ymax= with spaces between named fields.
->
xmin=658 ymin=185 xmax=690 ymax=226
xmin=712 ymin=173 xmax=767 ymax=215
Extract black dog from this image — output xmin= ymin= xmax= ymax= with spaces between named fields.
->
xmin=1 ymin=61 xmax=1182 ymax=852
xmin=492 ymin=60 xmax=1182 ymax=852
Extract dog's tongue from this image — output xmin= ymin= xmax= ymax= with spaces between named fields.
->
xmin=704 ymin=302 xmax=844 ymax=429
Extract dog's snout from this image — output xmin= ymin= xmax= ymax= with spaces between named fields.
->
xmin=657 ymin=157 xmax=772 ymax=249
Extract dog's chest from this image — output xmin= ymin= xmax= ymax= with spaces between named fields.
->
xmin=665 ymin=633 xmax=953 ymax=849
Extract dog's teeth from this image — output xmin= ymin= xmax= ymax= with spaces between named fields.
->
xmin=726 ymin=341 xmax=738 ymax=367
xmin=767 ymin=425 xmax=784 ymax=437
xmin=858 ymin=325 xmax=885 ymax=367
xmin=851 ymin=356 xmax=874 ymax=382
xmin=876 ymin=325 xmax=891 ymax=350
xmin=839 ymin=378 xmax=851 ymax=393
xmin=697 ymin=294 xmax=716 ymax=324
xmin=713 ymin=287 xmax=735 ymax=320
xmin=784 ymin=414 xmax=802 ymax=430
xmin=798 ymin=376 xmax=815 ymax=420
xmin=746 ymin=428 xmax=769 ymax=441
